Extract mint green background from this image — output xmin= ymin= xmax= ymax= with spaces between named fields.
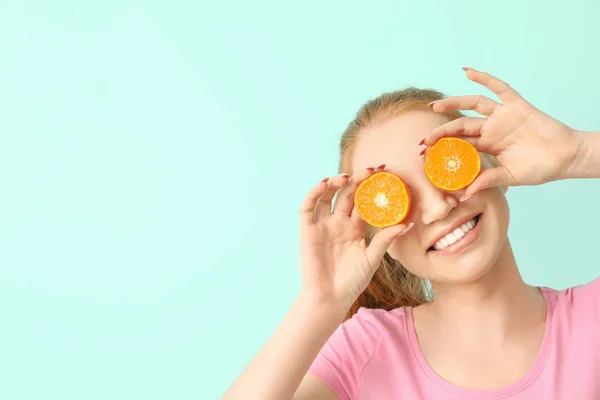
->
xmin=1 ymin=1 xmax=599 ymax=399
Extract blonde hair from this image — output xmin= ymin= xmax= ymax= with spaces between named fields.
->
xmin=340 ymin=88 xmax=498 ymax=321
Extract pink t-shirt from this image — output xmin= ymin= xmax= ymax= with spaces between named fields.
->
xmin=309 ymin=278 xmax=600 ymax=399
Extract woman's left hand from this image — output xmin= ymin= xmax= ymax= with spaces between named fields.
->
xmin=421 ymin=67 xmax=583 ymax=197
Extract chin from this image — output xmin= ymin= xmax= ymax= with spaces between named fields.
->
xmin=429 ymin=245 xmax=504 ymax=285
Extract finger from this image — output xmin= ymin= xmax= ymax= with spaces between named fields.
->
xmin=333 ymin=166 xmax=378 ymax=216
xmin=364 ymin=222 xmax=414 ymax=271
xmin=463 ymin=167 xmax=511 ymax=198
xmin=463 ymin=67 xmax=522 ymax=104
xmin=423 ymin=117 xmax=485 ymax=146
xmin=350 ymin=207 xmax=364 ymax=223
xmin=299 ymin=177 xmax=330 ymax=225
xmin=315 ymin=173 xmax=349 ymax=220
xmin=429 ymin=95 xmax=500 ymax=116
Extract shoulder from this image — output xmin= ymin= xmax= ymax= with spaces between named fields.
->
xmin=548 ymin=276 xmax=600 ymax=327
xmin=308 ymin=306 xmax=412 ymax=399
xmin=337 ymin=306 xmax=413 ymax=355
xmin=314 ymin=306 xmax=411 ymax=366
xmin=349 ymin=306 xmax=412 ymax=334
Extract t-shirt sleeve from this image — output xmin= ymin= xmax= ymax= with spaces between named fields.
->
xmin=568 ymin=276 xmax=600 ymax=326
xmin=308 ymin=308 xmax=382 ymax=400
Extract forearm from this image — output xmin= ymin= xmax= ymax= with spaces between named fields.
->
xmin=223 ymin=291 xmax=347 ymax=400
xmin=566 ymin=131 xmax=600 ymax=179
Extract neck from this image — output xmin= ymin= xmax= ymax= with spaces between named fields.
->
xmin=428 ymin=239 xmax=546 ymax=341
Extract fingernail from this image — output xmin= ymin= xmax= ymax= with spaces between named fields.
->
xmin=321 ymin=177 xmax=329 ymax=183
xmin=462 ymin=66 xmax=470 ymax=71
xmin=366 ymin=166 xmax=375 ymax=172
xmin=426 ymin=101 xmax=436 ymax=108
xmin=459 ymin=194 xmax=473 ymax=202
xmin=419 ymin=147 xmax=429 ymax=156
xmin=338 ymin=173 xmax=349 ymax=178
xmin=376 ymin=163 xmax=386 ymax=170
xmin=396 ymin=222 xmax=414 ymax=237
xmin=418 ymin=137 xmax=426 ymax=145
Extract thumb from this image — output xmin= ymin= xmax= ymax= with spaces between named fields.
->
xmin=365 ymin=222 xmax=414 ymax=270
xmin=464 ymin=167 xmax=510 ymax=198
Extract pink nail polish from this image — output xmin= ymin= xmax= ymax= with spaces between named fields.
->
xmin=366 ymin=167 xmax=375 ymax=172
xmin=419 ymin=147 xmax=428 ymax=156
xmin=418 ymin=137 xmax=426 ymax=145
xmin=376 ymin=163 xmax=386 ymax=170
xmin=426 ymin=101 xmax=436 ymax=108
xmin=396 ymin=222 xmax=414 ymax=237
xmin=338 ymin=173 xmax=349 ymax=178
xmin=462 ymin=66 xmax=470 ymax=71
xmin=459 ymin=194 xmax=473 ymax=202
xmin=321 ymin=177 xmax=329 ymax=183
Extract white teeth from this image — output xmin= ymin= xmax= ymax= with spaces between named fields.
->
xmin=432 ymin=217 xmax=478 ymax=251
xmin=446 ymin=232 xmax=458 ymax=244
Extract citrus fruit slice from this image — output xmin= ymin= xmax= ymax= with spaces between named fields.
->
xmin=354 ymin=171 xmax=411 ymax=228
xmin=424 ymin=137 xmax=481 ymax=191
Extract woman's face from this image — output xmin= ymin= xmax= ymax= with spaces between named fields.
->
xmin=351 ymin=111 xmax=510 ymax=285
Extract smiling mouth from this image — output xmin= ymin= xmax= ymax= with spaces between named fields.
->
xmin=428 ymin=214 xmax=481 ymax=252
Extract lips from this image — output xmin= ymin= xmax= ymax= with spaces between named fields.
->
xmin=426 ymin=213 xmax=482 ymax=252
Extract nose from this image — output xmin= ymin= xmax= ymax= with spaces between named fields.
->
xmin=419 ymin=186 xmax=458 ymax=225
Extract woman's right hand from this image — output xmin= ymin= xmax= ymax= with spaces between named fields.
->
xmin=225 ymin=165 xmax=412 ymax=400
xmin=298 ymin=165 xmax=414 ymax=311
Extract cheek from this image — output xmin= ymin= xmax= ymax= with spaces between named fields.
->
xmin=387 ymin=233 xmax=422 ymax=265
xmin=403 ymin=190 xmax=420 ymax=223
xmin=480 ymin=187 xmax=510 ymax=232
xmin=497 ymin=193 xmax=510 ymax=230
xmin=488 ymin=185 xmax=509 ymax=207
xmin=387 ymin=239 xmax=427 ymax=279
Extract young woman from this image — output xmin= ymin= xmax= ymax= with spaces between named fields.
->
xmin=224 ymin=68 xmax=600 ymax=399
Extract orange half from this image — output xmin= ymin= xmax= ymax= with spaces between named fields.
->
xmin=424 ymin=137 xmax=481 ymax=191
xmin=354 ymin=171 xmax=411 ymax=228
